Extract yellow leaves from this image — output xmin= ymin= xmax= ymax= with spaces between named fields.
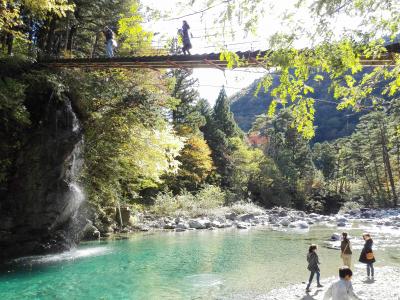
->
xmin=313 ymin=74 xmax=324 ymax=82
xmin=388 ymin=74 xmax=400 ymax=96
xmin=268 ymin=100 xmax=277 ymax=117
xmin=23 ymin=0 xmax=74 ymax=17
xmin=292 ymin=98 xmax=315 ymax=140
xmin=117 ymin=2 xmax=153 ymax=55
xmin=220 ymin=50 xmax=241 ymax=69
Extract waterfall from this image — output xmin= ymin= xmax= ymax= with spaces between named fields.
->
xmin=50 ymin=100 xmax=85 ymax=235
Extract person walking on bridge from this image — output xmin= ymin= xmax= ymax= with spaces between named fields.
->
xmin=181 ymin=20 xmax=192 ymax=55
xmin=103 ymin=26 xmax=116 ymax=58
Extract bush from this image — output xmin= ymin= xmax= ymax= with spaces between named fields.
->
xmin=338 ymin=201 xmax=362 ymax=214
xmin=152 ymin=185 xmax=225 ymax=217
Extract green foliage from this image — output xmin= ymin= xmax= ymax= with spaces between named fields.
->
xmin=201 ymin=88 xmax=244 ymax=187
xmin=117 ymin=1 xmax=154 ymax=55
xmin=206 ymin=0 xmax=400 ymax=140
xmin=0 ymin=76 xmax=29 ymax=184
xmin=152 ymin=185 xmax=226 ymax=217
xmin=66 ymin=68 xmax=185 ymax=207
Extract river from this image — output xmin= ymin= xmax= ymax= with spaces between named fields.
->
xmin=1 ymin=223 xmax=399 ymax=299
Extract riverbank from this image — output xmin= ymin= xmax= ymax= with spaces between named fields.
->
xmin=261 ymin=266 xmax=400 ymax=300
xmin=82 ymin=204 xmax=400 ymax=240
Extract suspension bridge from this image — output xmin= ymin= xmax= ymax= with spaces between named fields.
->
xmin=39 ymin=43 xmax=400 ymax=70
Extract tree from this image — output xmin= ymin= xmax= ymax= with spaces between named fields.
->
xmin=167 ymin=131 xmax=213 ymax=192
xmin=200 ymin=88 xmax=243 ymax=187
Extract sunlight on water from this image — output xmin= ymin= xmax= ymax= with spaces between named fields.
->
xmin=13 ymin=246 xmax=112 ymax=265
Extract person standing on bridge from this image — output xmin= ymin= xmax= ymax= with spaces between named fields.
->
xmin=181 ymin=20 xmax=192 ymax=55
xmin=103 ymin=26 xmax=116 ymax=58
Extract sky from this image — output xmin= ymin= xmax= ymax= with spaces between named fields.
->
xmin=139 ymin=0 xmax=364 ymax=105
xmin=139 ymin=0 xmax=302 ymax=104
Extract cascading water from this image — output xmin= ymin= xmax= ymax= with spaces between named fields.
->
xmin=50 ymin=100 xmax=85 ymax=241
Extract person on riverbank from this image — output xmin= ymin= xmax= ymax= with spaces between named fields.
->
xmin=103 ymin=26 xmax=116 ymax=58
xmin=359 ymin=233 xmax=375 ymax=279
xmin=323 ymin=266 xmax=361 ymax=300
xmin=306 ymin=244 xmax=323 ymax=292
xmin=341 ymin=232 xmax=352 ymax=268
xmin=181 ymin=20 xmax=192 ymax=55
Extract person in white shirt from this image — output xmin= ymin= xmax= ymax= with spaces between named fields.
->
xmin=324 ymin=267 xmax=362 ymax=300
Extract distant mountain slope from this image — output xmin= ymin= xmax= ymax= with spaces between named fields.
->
xmin=230 ymin=72 xmax=371 ymax=143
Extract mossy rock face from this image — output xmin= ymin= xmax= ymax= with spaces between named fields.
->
xmin=0 ymin=72 xmax=84 ymax=262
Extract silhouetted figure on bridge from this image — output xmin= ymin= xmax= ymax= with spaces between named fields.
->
xmin=180 ymin=20 xmax=192 ymax=55
xmin=103 ymin=26 xmax=116 ymax=58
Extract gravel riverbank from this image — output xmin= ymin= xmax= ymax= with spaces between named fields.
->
xmin=262 ymin=266 xmax=400 ymax=300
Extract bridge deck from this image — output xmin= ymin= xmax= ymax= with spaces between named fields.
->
xmin=39 ymin=44 xmax=400 ymax=70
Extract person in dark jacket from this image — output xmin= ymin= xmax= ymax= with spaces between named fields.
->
xmin=340 ymin=232 xmax=352 ymax=268
xmin=306 ymin=244 xmax=323 ymax=292
xmin=359 ymin=233 xmax=375 ymax=279
xmin=181 ymin=20 xmax=192 ymax=55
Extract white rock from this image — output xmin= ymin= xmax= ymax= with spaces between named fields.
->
xmin=280 ymin=218 xmax=291 ymax=227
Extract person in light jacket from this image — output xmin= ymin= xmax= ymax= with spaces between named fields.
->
xmin=324 ymin=266 xmax=361 ymax=300
xmin=306 ymin=244 xmax=323 ymax=292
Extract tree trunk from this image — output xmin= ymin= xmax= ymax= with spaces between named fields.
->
xmin=6 ymin=33 xmax=14 ymax=55
xmin=91 ymin=32 xmax=100 ymax=58
xmin=367 ymin=135 xmax=385 ymax=203
xmin=380 ymin=122 xmax=398 ymax=206
xmin=67 ymin=25 xmax=77 ymax=55
xmin=45 ymin=17 xmax=57 ymax=54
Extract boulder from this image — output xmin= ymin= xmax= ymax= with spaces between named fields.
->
xmin=225 ymin=212 xmax=237 ymax=221
xmin=279 ymin=210 xmax=288 ymax=217
xmin=189 ymin=219 xmax=207 ymax=229
xmin=163 ymin=223 xmax=176 ymax=229
xmin=176 ymin=223 xmax=189 ymax=229
xmin=336 ymin=216 xmax=348 ymax=223
xmin=175 ymin=228 xmax=186 ymax=232
xmin=211 ymin=221 xmax=225 ymax=228
xmin=330 ymin=233 xmax=341 ymax=241
xmin=238 ymin=213 xmax=255 ymax=222
xmin=81 ymin=222 xmax=100 ymax=240
xmin=236 ymin=222 xmax=249 ymax=229
xmin=280 ymin=218 xmax=291 ymax=227
xmin=337 ymin=222 xmax=346 ymax=227
xmin=295 ymin=221 xmax=309 ymax=229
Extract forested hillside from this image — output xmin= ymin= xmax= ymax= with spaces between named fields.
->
xmin=230 ymin=69 xmax=385 ymax=143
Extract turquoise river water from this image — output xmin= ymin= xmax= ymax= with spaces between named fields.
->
xmin=1 ymin=223 xmax=399 ymax=299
